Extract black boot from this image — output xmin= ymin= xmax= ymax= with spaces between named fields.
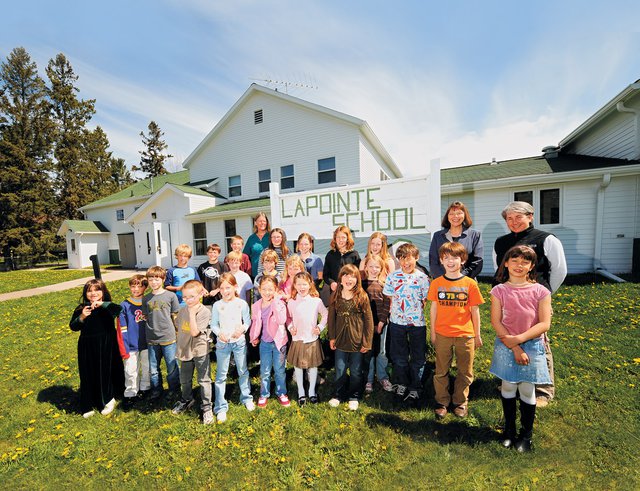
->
xmin=500 ymin=396 xmax=517 ymax=448
xmin=515 ymin=400 xmax=536 ymax=453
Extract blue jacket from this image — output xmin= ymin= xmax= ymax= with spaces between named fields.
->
xmin=429 ymin=227 xmax=484 ymax=279
xmin=118 ymin=298 xmax=147 ymax=353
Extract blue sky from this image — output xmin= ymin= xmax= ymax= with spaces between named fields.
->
xmin=3 ymin=0 xmax=640 ymax=175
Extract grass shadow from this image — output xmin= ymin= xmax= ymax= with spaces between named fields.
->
xmin=366 ymin=410 xmax=500 ymax=446
xmin=37 ymin=385 xmax=80 ymax=413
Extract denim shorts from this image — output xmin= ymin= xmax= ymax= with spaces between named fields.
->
xmin=489 ymin=337 xmax=551 ymax=385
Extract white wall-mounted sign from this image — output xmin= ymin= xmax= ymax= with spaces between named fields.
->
xmin=270 ymin=160 xmax=441 ymax=239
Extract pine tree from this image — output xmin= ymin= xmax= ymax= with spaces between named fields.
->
xmin=82 ymin=126 xmax=133 ymax=194
xmin=0 ymin=47 xmax=56 ymax=257
xmin=108 ymin=156 xmax=134 ymax=190
xmin=46 ymin=53 xmax=96 ymax=221
xmin=137 ymin=121 xmax=172 ymax=177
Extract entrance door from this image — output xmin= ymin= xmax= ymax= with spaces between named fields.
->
xmin=117 ymin=233 xmax=137 ymax=268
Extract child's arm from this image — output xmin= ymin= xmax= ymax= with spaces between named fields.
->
xmin=471 ymin=305 xmax=482 ymax=348
xmin=316 ymin=301 xmax=329 ymax=334
xmin=360 ymin=300 xmax=374 ymax=353
xmin=327 ymin=301 xmax=337 ymax=350
xmin=249 ymin=302 xmax=261 ymax=346
xmin=429 ymin=301 xmax=438 ymax=345
xmin=234 ymin=300 xmax=252 ymax=339
xmin=188 ymin=308 xmax=200 ymax=337
xmin=490 ymin=294 xmax=510 ymax=338
xmin=210 ymin=304 xmax=226 ymax=342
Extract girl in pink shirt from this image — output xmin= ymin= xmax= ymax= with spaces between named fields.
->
xmin=286 ymin=272 xmax=328 ymax=405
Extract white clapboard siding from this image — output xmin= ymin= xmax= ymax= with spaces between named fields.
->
xmin=571 ymin=111 xmax=637 ymax=160
xmin=188 ymin=91 xmax=362 ymax=199
xmin=84 ymin=202 xmax=143 ymax=250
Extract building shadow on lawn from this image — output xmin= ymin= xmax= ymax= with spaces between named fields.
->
xmin=366 ymin=411 xmax=499 ymax=446
xmin=37 ymin=385 xmax=80 ymax=414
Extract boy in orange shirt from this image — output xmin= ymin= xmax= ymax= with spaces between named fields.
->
xmin=428 ymin=241 xmax=484 ymax=419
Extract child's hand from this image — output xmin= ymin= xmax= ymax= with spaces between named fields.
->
xmin=474 ymin=335 xmax=483 ymax=348
xmin=211 ymin=288 xmax=219 ymax=297
xmin=430 ymin=332 xmax=436 ymax=345
xmin=91 ymin=300 xmax=103 ymax=310
xmin=251 ymin=339 xmax=259 ymax=347
xmin=218 ymin=333 xmax=229 ymax=343
xmin=329 ymin=339 xmax=336 ymax=350
xmin=330 ymin=282 xmax=337 ymax=292
xmin=499 ymin=334 xmax=520 ymax=349
xmin=312 ymin=326 xmax=320 ymax=336
xmin=359 ymin=346 xmax=368 ymax=353
xmin=513 ymin=346 xmax=529 ymax=365
xmin=289 ymin=326 xmax=298 ymax=336
xmin=233 ymin=325 xmax=245 ymax=338
xmin=80 ymin=305 xmax=92 ymax=320
xmin=376 ymin=322 xmax=383 ymax=335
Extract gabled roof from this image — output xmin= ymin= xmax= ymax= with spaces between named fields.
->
xmin=442 ymin=154 xmax=640 ymax=186
xmin=559 ymin=79 xmax=640 ymax=148
xmin=80 ymin=170 xmax=191 ymax=210
xmin=181 ymin=84 xmax=402 ymax=178
xmin=125 ymin=183 xmax=218 ymax=223
xmin=57 ymin=220 xmax=109 ymax=236
xmin=187 ymin=197 xmax=270 ymax=218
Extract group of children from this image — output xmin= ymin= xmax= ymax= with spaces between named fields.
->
xmin=70 ymin=229 xmax=551 ymax=452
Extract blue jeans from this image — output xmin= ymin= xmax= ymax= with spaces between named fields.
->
xmin=333 ymin=349 xmax=364 ymax=401
xmin=214 ymin=340 xmax=252 ymax=414
xmin=366 ymin=324 xmax=389 ymax=383
xmin=259 ymin=341 xmax=287 ymax=398
xmin=388 ymin=322 xmax=426 ymax=391
xmin=148 ymin=342 xmax=180 ymax=392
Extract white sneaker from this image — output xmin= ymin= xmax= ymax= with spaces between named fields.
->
xmin=101 ymin=398 xmax=116 ymax=415
xmin=348 ymin=400 xmax=359 ymax=411
xmin=245 ymin=400 xmax=256 ymax=412
xmin=216 ymin=411 xmax=227 ymax=423
xmin=82 ymin=410 xmax=95 ymax=418
xmin=328 ymin=398 xmax=340 ymax=408
xmin=202 ymin=410 xmax=214 ymax=425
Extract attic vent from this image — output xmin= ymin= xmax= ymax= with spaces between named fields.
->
xmin=254 ymin=109 xmax=263 ymax=124
xmin=490 ymin=157 xmax=497 ymax=165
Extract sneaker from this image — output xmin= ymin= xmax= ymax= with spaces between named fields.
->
xmin=380 ymin=379 xmax=394 ymax=392
xmin=308 ymin=395 xmax=319 ymax=404
xmin=394 ymin=384 xmax=407 ymax=401
xmin=403 ymin=390 xmax=419 ymax=404
xmin=257 ymin=396 xmax=268 ymax=408
xmin=216 ymin=411 xmax=227 ymax=423
xmin=101 ymin=398 xmax=116 ymax=415
xmin=245 ymin=400 xmax=256 ymax=412
xmin=149 ymin=389 xmax=162 ymax=400
xmin=364 ymin=382 xmax=373 ymax=394
xmin=277 ymin=395 xmax=291 ymax=407
xmin=172 ymin=399 xmax=195 ymax=415
xmin=328 ymin=398 xmax=340 ymax=408
xmin=434 ymin=405 xmax=448 ymax=419
xmin=348 ymin=400 xmax=359 ymax=411
xmin=453 ymin=405 xmax=468 ymax=418
xmin=202 ymin=410 xmax=214 ymax=425
xmin=298 ymin=396 xmax=307 ymax=407
xmin=82 ymin=410 xmax=95 ymax=418
xmin=121 ymin=397 xmax=135 ymax=411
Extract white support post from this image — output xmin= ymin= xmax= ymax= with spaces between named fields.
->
xmin=428 ymin=158 xmax=441 ymax=234
xmin=269 ymin=182 xmax=282 ymax=229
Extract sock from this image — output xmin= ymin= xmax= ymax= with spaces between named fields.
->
xmin=307 ymin=367 xmax=318 ymax=397
xmin=294 ymin=367 xmax=305 ymax=397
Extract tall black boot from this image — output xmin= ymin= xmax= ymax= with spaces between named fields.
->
xmin=500 ymin=396 xmax=517 ymax=448
xmin=515 ymin=400 xmax=536 ymax=453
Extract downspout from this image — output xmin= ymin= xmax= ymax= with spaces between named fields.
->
xmin=593 ymin=172 xmax=626 ymax=282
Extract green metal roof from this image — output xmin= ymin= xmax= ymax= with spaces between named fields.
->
xmin=188 ymin=198 xmax=270 ymax=216
xmin=82 ymin=170 xmax=191 ymax=207
xmin=62 ymin=220 xmax=109 ymax=233
xmin=171 ymin=183 xmax=219 ymax=198
xmin=441 ymin=154 xmax=640 ymax=186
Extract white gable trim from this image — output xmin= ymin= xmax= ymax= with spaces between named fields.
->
xmin=125 ymin=184 xmax=215 ymax=224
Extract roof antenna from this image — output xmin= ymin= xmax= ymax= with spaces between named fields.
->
xmin=250 ymin=77 xmax=318 ymax=95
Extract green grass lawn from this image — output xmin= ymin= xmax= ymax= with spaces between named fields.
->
xmin=1 ymin=279 xmax=638 ymax=489
xmin=0 ymin=268 xmax=95 ymax=294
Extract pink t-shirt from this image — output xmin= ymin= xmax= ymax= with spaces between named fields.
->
xmin=490 ymin=283 xmax=550 ymax=337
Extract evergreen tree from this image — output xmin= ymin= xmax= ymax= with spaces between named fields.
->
xmin=82 ymin=126 xmax=133 ymax=194
xmin=137 ymin=120 xmax=172 ymax=177
xmin=108 ymin=156 xmax=134 ymax=190
xmin=0 ymin=47 xmax=56 ymax=257
xmin=46 ymin=53 xmax=96 ymax=221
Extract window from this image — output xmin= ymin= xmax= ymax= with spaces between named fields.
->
xmin=70 ymin=238 xmax=76 ymax=253
xmin=281 ymin=165 xmax=294 ymax=189
xmin=513 ymin=189 xmax=560 ymax=225
xmin=513 ymin=191 xmax=533 ymax=205
xmin=318 ymin=157 xmax=336 ymax=184
xmin=254 ymin=109 xmax=263 ymax=124
xmin=116 ymin=209 xmax=124 ymax=221
xmin=228 ymin=175 xmax=241 ymax=197
xmin=540 ymin=188 xmax=560 ymax=224
xmin=258 ymin=169 xmax=271 ymax=194
xmin=224 ymin=219 xmax=236 ymax=254
xmin=193 ymin=222 xmax=207 ymax=256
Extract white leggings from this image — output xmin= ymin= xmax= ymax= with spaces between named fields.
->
xmin=501 ymin=381 xmax=536 ymax=405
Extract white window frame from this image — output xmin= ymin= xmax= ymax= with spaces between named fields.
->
xmin=228 ymin=175 xmax=241 ymax=198
xmin=258 ymin=169 xmax=271 ymax=194
xmin=512 ymin=187 xmax=562 ymax=226
xmin=281 ymin=164 xmax=294 ymax=190
xmin=116 ymin=209 xmax=125 ymax=221
xmin=318 ymin=157 xmax=336 ymax=184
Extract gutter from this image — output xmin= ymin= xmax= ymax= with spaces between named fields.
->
xmin=592 ymin=173 xmax=626 ymax=283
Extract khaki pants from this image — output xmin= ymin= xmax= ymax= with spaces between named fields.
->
xmin=535 ymin=334 xmax=555 ymax=400
xmin=433 ymin=334 xmax=474 ymax=407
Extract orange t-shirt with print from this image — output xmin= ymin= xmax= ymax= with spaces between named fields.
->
xmin=427 ymin=275 xmax=484 ymax=337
